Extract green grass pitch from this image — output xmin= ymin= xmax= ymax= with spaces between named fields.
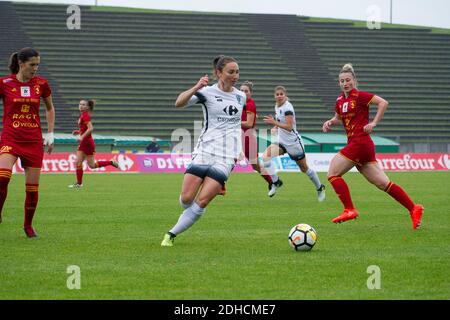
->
xmin=0 ymin=172 xmax=448 ymax=299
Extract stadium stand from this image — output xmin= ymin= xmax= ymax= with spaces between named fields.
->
xmin=300 ymin=17 xmax=450 ymax=150
xmin=1 ymin=2 xmax=449 ymax=152
xmin=0 ymin=1 xmax=70 ymax=130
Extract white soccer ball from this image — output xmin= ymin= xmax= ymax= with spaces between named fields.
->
xmin=288 ymin=223 xmax=317 ymax=251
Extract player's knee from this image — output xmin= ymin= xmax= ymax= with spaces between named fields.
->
xmin=179 ymin=195 xmax=192 ymax=209
xmin=327 ymin=166 xmax=342 ymax=179
xmin=180 ymin=193 xmax=195 ymax=206
xmin=299 ymin=163 xmax=308 ymax=173
xmin=327 ymin=173 xmax=341 ymax=181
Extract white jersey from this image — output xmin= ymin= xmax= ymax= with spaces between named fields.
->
xmin=186 ymin=83 xmax=246 ymax=164
xmin=274 ymin=100 xmax=302 ymax=146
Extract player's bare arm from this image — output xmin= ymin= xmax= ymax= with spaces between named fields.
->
xmin=264 ymin=114 xmax=293 ymax=131
xmin=175 ymin=74 xmax=209 ymax=108
xmin=43 ymin=95 xmax=55 ymax=154
xmin=364 ymin=95 xmax=389 ymax=133
xmin=322 ymin=113 xmax=341 ymax=132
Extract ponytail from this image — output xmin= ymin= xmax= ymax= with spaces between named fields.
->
xmin=87 ymin=99 xmax=95 ymax=111
xmin=8 ymin=52 xmax=19 ymax=74
xmin=82 ymin=99 xmax=96 ymax=112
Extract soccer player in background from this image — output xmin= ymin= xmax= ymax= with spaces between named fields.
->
xmin=161 ymin=55 xmax=246 ymax=247
xmin=0 ymin=47 xmax=55 ymax=237
xmin=240 ymin=81 xmax=274 ymax=191
xmin=261 ymin=86 xmax=326 ymax=200
xmin=322 ymin=63 xmax=423 ymax=229
xmin=68 ymin=99 xmax=120 ymax=188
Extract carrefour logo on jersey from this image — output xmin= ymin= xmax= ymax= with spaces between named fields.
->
xmin=223 ymin=105 xmax=239 ymax=116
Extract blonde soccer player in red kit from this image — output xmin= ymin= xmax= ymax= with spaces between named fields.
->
xmin=322 ymin=63 xmax=423 ymax=229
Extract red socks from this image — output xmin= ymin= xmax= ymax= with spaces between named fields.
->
xmin=384 ymin=182 xmax=415 ymax=212
xmin=261 ymin=174 xmax=273 ymax=185
xmin=24 ymin=184 xmax=39 ymax=228
xmin=96 ymin=160 xmax=112 ymax=168
xmin=328 ymin=176 xmax=415 ymax=213
xmin=76 ymin=164 xmax=83 ymax=185
xmin=0 ymin=168 xmax=12 ymax=217
xmin=76 ymin=160 xmax=116 ymax=185
xmin=1 ymin=171 xmax=39 ymax=229
xmin=328 ymin=175 xmax=354 ymax=209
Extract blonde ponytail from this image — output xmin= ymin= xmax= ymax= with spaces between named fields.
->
xmin=340 ymin=63 xmax=355 ymax=76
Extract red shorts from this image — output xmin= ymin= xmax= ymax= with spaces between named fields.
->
xmin=0 ymin=139 xmax=44 ymax=168
xmin=78 ymin=138 xmax=96 ymax=156
xmin=242 ymin=129 xmax=258 ymax=161
xmin=339 ymin=136 xmax=377 ymax=166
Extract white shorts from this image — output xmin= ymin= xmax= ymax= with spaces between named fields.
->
xmin=277 ymin=141 xmax=306 ymax=161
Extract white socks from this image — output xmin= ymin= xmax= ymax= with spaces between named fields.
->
xmin=262 ymin=159 xmax=279 ymax=182
xmin=306 ymin=168 xmax=322 ymax=190
xmin=169 ymin=201 xmax=205 ymax=236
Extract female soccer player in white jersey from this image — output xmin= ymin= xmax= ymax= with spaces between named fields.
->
xmin=161 ymin=55 xmax=246 ymax=247
xmin=261 ymin=86 xmax=326 ymax=201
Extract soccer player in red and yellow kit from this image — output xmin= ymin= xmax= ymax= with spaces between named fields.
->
xmin=0 ymin=47 xmax=55 ymax=237
xmin=240 ymin=81 xmax=273 ymax=189
xmin=68 ymin=99 xmax=120 ymax=188
xmin=322 ymin=63 xmax=423 ymax=229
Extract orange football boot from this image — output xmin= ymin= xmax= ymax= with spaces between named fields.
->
xmin=332 ymin=209 xmax=359 ymax=224
xmin=410 ymin=204 xmax=424 ymax=230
